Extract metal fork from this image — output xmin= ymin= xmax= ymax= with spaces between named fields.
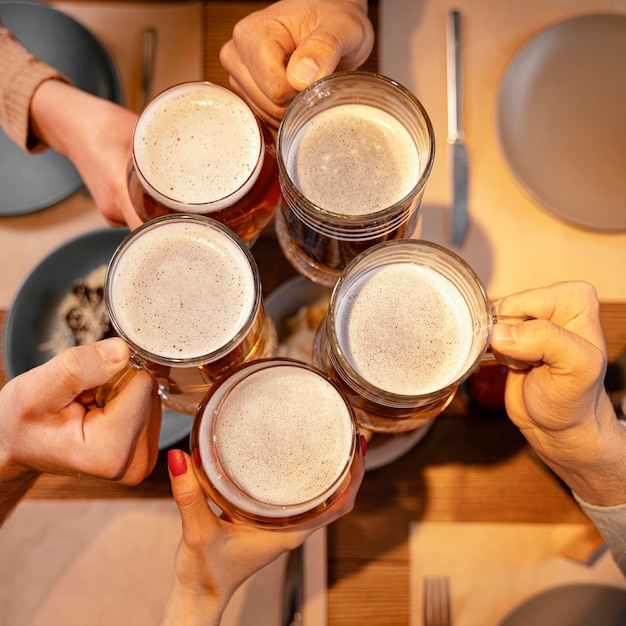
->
xmin=423 ymin=576 xmax=452 ymax=626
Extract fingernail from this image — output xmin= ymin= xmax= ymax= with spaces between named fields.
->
xmin=289 ymin=57 xmax=320 ymax=86
xmin=96 ymin=338 xmax=126 ymax=364
xmin=360 ymin=434 xmax=367 ymax=457
xmin=492 ymin=323 xmax=518 ymax=345
xmin=168 ymin=449 xmax=187 ymax=477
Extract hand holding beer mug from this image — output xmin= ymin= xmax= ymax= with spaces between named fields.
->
xmin=127 ymin=81 xmax=281 ymax=245
xmin=276 ymin=71 xmax=435 ymax=287
xmin=104 ymin=214 xmax=277 ymax=416
xmin=190 ymin=359 xmax=364 ymax=528
xmin=313 ymin=239 xmax=529 ymax=433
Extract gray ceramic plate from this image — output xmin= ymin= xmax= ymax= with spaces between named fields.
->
xmin=497 ymin=13 xmax=626 ymax=231
xmin=0 ymin=0 xmax=123 ymax=215
xmin=498 ymin=583 xmax=626 ymax=626
xmin=3 ymin=228 xmax=192 ymax=449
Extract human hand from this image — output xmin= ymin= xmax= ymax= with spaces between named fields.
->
xmin=160 ymin=445 xmax=365 ymax=624
xmin=220 ymin=0 xmax=374 ymax=127
xmin=30 ymin=80 xmax=141 ymax=229
xmin=0 ymin=338 xmax=160 ymax=486
xmin=490 ymin=281 xmax=626 ymax=505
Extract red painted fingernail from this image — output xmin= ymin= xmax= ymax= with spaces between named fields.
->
xmin=167 ymin=449 xmax=187 ymax=476
xmin=360 ymin=434 xmax=367 ymax=457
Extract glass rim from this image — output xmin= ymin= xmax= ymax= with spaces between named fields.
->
xmin=132 ymin=81 xmax=265 ymax=211
xmin=326 ymin=238 xmax=492 ymax=404
xmin=198 ymin=358 xmax=359 ymax=517
xmin=105 ymin=213 xmax=262 ymax=367
xmin=276 ymin=70 xmax=436 ymax=224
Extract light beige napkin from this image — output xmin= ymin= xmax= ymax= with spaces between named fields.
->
xmin=409 ymin=521 xmax=626 ymax=626
xmin=0 ymin=499 xmax=326 ymax=625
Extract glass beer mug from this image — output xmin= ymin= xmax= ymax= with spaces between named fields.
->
xmin=276 ymin=71 xmax=435 ymax=287
xmin=190 ymin=358 xmax=362 ymax=527
xmin=127 ymin=81 xmax=281 ymax=245
xmin=104 ymin=214 xmax=277 ymax=415
xmin=314 ymin=239 xmax=529 ymax=433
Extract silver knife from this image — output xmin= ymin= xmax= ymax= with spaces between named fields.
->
xmin=446 ymin=10 xmax=469 ymax=246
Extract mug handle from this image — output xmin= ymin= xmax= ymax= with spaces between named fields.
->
xmin=77 ymin=356 xmax=144 ymax=409
xmin=94 ymin=360 xmax=143 ymax=407
xmin=482 ymin=314 xmax=540 ymax=370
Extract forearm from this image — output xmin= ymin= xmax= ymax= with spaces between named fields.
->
xmin=159 ymin=582 xmax=224 ymax=626
xmin=29 ymin=78 xmax=140 ymax=228
xmin=29 ymin=78 xmax=97 ymax=162
xmin=538 ymin=396 xmax=626 ymax=507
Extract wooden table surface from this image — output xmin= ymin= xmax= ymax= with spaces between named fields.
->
xmin=3 ymin=2 xmax=626 ymax=624
xmin=2 ymin=246 xmax=626 ymax=624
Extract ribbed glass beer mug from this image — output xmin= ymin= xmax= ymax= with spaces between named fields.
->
xmin=276 ymin=71 xmax=435 ymax=287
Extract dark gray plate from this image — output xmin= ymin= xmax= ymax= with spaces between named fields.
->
xmin=498 ymin=583 xmax=626 ymax=626
xmin=0 ymin=0 xmax=123 ymax=215
xmin=497 ymin=14 xmax=626 ymax=231
xmin=2 ymin=227 xmax=191 ymax=450
xmin=3 ymin=228 xmax=128 ymax=378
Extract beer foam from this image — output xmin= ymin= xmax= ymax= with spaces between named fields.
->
xmin=202 ymin=364 xmax=354 ymax=515
xmin=335 ymin=263 xmax=473 ymax=395
xmin=287 ymin=103 xmax=420 ymax=215
xmin=110 ymin=220 xmax=255 ymax=360
xmin=134 ymin=83 xmax=262 ymax=207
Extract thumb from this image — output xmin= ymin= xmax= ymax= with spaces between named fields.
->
xmin=33 ymin=338 xmax=130 ymax=407
xmin=286 ymin=23 xmax=372 ymax=91
xmin=286 ymin=30 xmax=341 ymax=91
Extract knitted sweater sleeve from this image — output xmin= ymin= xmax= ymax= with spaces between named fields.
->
xmin=0 ymin=25 xmax=70 ymax=152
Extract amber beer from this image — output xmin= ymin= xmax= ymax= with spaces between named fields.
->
xmin=127 ymin=81 xmax=281 ymax=245
xmin=190 ymin=359 xmax=361 ymax=527
xmin=314 ymin=240 xmax=494 ymax=433
xmin=105 ymin=215 xmax=277 ymax=415
xmin=276 ymin=71 xmax=435 ymax=287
